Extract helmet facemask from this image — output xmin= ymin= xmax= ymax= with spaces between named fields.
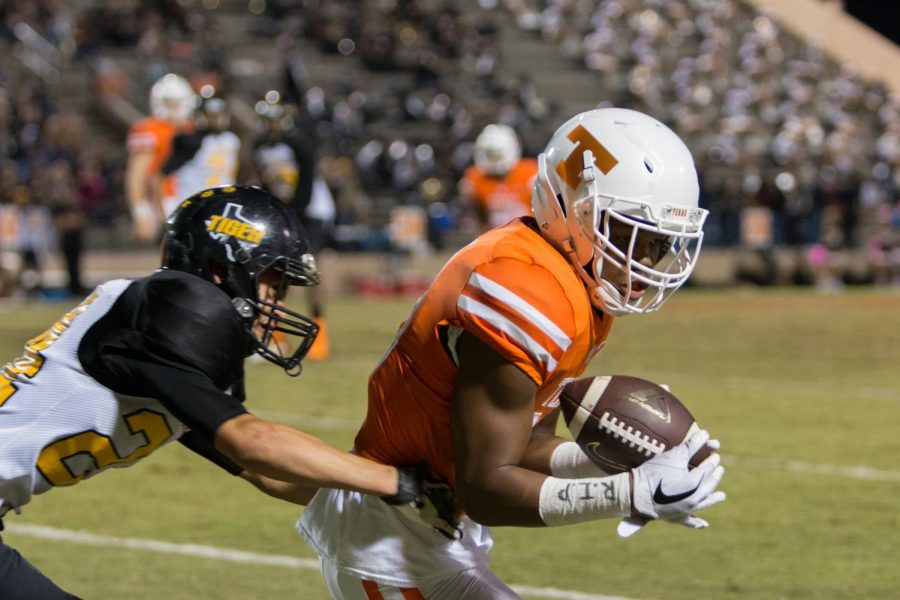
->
xmin=586 ymin=205 xmax=706 ymax=315
xmin=227 ymin=248 xmax=320 ymax=376
xmin=163 ymin=187 xmax=324 ymax=377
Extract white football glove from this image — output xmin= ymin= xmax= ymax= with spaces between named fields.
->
xmin=618 ymin=430 xmax=725 ymax=539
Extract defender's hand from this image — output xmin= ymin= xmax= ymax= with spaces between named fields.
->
xmin=381 ymin=466 xmax=421 ymax=505
xmin=384 ymin=465 xmax=462 ymax=540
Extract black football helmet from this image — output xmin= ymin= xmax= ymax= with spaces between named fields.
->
xmin=195 ymin=96 xmax=230 ymax=132
xmin=161 ymin=185 xmax=320 ymax=375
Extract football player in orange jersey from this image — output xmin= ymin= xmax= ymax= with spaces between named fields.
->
xmin=124 ymin=74 xmax=197 ymax=243
xmin=460 ymin=124 xmax=538 ymax=232
xmin=297 ymin=108 xmax=726 ymax=599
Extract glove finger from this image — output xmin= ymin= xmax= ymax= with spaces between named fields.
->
xmin=435 ymin=524 xmax=463 ymax=540
xmin=701 ymin=464 xmax=726 ymax=493
xmin=617 ymin=516 xmax=650 ymax=539
xmin=692 ymin=463 xmax=725 ymax=499
xmin=691 ymin=453 xmax=722 ymax=484
xmin=691 ymin=490 xmax=727 ymax=512
xmin=674 ymin=514 xmax=709 ymax=529
xmin=706 ymin=438 xmax=721 ymax=451
xmin=682 ymin=429 xmax=711 ymax=458
xmin=664 ymin=514 xmax=709 ymax=529
xmin=679 ymin=453 xmax=719 ymax=495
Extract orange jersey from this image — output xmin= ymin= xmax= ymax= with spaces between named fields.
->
xmin=462 ymin=158 xmax=538 ymax=229
xmin=127 ymin=118 xmax=193 ymax=201
xmin=127 ymin=117 xmax=178 ymax=173
xmin=355 ymin=217 xmax=614 ymax=488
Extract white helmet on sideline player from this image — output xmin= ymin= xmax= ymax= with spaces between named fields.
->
xmin=473 ymin=124 xmax=521 ymax=176
xmin=531 ymin=108 xmax=707 ymax=315
xmin=150 ymin=74 xmax=198 ymax=124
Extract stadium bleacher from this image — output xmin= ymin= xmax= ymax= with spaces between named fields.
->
xmin=1 ymin=0 xmax=898 ymax=295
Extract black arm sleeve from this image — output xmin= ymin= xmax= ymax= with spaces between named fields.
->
xmin=288 ymin=134 xmax=317 ymax=216
xmin=162 ymin=132 xmax=205 ymax=175
xmin=178 ymin=430 xmax=243 ymax=475
xmin=80 ymin=271 xmax=252 ymax=442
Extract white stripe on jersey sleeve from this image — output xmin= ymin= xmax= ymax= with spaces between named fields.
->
xmin=457 ymin=295 xmax=558 ymax=372
xmin=466 ymin=273 xmax=572 ymax=352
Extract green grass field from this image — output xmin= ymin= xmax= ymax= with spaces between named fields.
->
xmin=2 ymin=288 xmax=899 ymax=599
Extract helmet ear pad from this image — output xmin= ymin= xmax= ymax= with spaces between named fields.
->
xmin=532 ymin=153 xmax=596 ymax=268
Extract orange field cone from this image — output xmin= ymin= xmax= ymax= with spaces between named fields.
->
xmin=307 ymin=317 xmax=330 ymax=360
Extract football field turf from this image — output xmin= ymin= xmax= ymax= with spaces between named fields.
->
xmin=2 ymin=288 xmax=899 ymax=599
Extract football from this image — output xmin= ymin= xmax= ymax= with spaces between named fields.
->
xmin=559 ymin=375 xmax=711 ymax=474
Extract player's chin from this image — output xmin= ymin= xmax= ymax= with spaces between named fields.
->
xmin=251 ymin=320 xmax=269 ymax=340
xmin=610 ymin=282 xmax=648 ymax=302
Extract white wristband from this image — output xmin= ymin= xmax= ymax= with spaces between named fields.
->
xmin=538 ymin=473 xmax=631 ymax=527
xmin=549 ymin=441 xmax=610 ymax=479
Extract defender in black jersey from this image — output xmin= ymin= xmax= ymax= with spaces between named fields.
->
xmin=0 ymin=186 xmax=433 ymax=598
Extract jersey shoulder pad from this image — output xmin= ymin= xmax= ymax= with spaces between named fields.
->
xmin=456 ymin=255 xmax=577 ymax=383
xmin=137 ymin=270 xmax=248 ymax=386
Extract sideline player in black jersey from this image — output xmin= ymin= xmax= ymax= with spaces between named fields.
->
xmin=0 ymin=186 xmax=437 ymax=599
xmin=162 ymin=95 xmax=241 ymax=205
xmin=253 ymin=98 xmax=332 ymax=360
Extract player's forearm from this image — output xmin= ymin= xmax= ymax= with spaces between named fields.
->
xmin=125 ymin=154 xmax=165 ymax=220
xmin=216 ymin=414 xmax=398 ymax=496
xmin=125 ymin=154 xmax=152 ymax=207
xmin=239 ymin=471 xmax=319 ymax=505
xmin=456 ymin=463 xmax=548 ymax=526
xmin=518 ymin=431 xmax=568 ymax=475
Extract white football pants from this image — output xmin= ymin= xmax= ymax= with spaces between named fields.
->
xmin=320 ymin=557 xmax=521 ymax=600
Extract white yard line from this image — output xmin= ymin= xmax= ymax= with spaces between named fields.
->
xmin=5 ymin=523 xmax=318 ymax=569
xmin=4 ymin=523 xmax=635 ymax=600
xmin=723 ymin=455 xmax=900 ymax=482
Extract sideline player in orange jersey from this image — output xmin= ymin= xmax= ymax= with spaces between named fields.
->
xmin=125 ymin=74 xmax=197 ymax=243
xmin=297 ymin=108 xmax=727 ymax=599
xmin=460 ymin=124 xmax=538 ymax=232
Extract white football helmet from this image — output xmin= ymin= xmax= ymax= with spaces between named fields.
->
xmin=150 ymin=74 xmax=198 ymax=124
xmin=473 ymin=124 xmax=522 ymax=176
xmin=531 ymin=108 xmax=707 ymax=315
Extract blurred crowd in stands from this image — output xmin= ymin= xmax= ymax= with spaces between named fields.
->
xmin=0 ymin=0 xmax=899 ymax=299
xmin=504 ymin=0 xmax=900 ymax=287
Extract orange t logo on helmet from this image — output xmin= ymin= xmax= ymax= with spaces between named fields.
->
xmin=555 ymin=124 xmax=619 ymax=189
